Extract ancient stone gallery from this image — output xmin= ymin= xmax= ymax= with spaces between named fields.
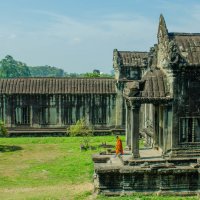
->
xmin=93 ymin=15 xmax=200 ymax=195
xmin=0 ymin=78 xmax=125 ymax=134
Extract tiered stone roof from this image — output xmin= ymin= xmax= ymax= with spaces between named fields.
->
xmin=0 ymin=78 xmax=116 ymax=94
xmin=169 ymin=33 xmax=200 ymax=66
xmin=118 ymin=51 xmax=148 ymax=67
xmin=124 ymin=69 xmax=172 ymax=103
xmin=141 ymin=69 xmax=168 ymax=98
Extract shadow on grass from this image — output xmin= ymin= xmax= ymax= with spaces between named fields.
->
xmin=0 ymin=145 xmax=23 ymax=152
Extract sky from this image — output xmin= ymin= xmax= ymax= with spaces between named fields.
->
xmin=0 ymin=0 xmax=200 ymax=74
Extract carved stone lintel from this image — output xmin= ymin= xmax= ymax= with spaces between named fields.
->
xmin=130 ymin=102 xmax=141 ymax=110
xmin=123 ymin=81 xmax=141 ymax=97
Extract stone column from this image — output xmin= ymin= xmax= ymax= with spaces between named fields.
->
xmin=30 ymin=105 xmax=33 ymax=127
xmin=3 ymin=95 xmax=6 ymax=123
xmin=163 ymin=105 xmax=168 ymax=154
xmin=106 ymin=96 xmax=110 ymax=126
xmin=58 ymin=95 xmax=62 ymax=126
xmin=115 ymin=82 xmax=124 ymax=128
xmin=159 ymin=105 xmax=164 ymax=150
xmin=125 ymin=101 xmax=131 ymax=149
xmin=163 ymin=103 xmax=172 ymax=155
xmin=130 ymin=102 xmax=141 ymax=158
xmin=6 ymin=96 xmax=12 ymax=127
xmin=153 ymin=105 xmax=159 ymax=149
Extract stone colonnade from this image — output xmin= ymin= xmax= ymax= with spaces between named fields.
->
xmin=125 ymin=98 xmax=172 ymax=158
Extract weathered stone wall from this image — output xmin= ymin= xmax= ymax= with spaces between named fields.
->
xmin=1 ymin=94 xmax=118 ymax=130
xmin=94 ymin=158 xmax=200 ymax=195
xmin=170 ymin=69 xmax=200 ymax=157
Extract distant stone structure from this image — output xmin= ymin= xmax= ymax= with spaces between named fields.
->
xmin=0 ymin=78 xmax=125 ymax=135
xmin=93 ymin=15 xmax=200 ymax=195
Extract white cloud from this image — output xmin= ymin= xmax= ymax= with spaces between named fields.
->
xmin=2 ymin=6 xmax=200 ymax=73
xmin=31 ymin=10 xmax=157 ymax=50
xmin=9 ymin=34 xmax=17 ymax=39
xmin=72 ymin=37 xmax=81 ymax=43
xmin=0 ymin=10 xmax=159 ymax=73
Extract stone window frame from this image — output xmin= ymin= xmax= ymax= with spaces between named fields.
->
xmin=14 ymin=95 xmax=30 ymax=125
xmin=179 ymin=117 xmax=200 ymax=143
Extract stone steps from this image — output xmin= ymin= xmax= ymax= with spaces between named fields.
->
xmin=171 ymin=149 xmax=200 ymax=158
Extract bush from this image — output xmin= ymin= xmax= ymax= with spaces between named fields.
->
xmin=67 ymin=118 xmax=93 ymax=148
xmin=0 ymin=120 xmax=8 ymax=137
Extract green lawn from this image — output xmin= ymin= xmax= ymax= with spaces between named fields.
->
xmin=0 ymin=136 xmax=198 ymax=200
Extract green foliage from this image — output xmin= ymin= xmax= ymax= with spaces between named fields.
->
xmin=29 ymin=65 xmax=65 ymax=77
xmin=67 ymin=118 xmax=93 ymax=148
xmin=0 ymin=55 xmax=114 ymax=79
xmin=81 ymin=72 xmax=114 ymax=78
xmin=0 ymin=120 xmax=8 ymax=137
xmin=65 ymin=72 xmax=114 ymax=78
xmin=82 ymin=72 xmax=100 ymax=77
xmin=0 ymin=55 xmax=65 ymax=78
xmin=0 ymin=55 xmax=31 ymax=78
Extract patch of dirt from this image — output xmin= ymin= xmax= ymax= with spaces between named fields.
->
xmin=0 ymin=182 xmax=94 ymax=200
xmin=1 ymin=182 xmax=93 ymax=193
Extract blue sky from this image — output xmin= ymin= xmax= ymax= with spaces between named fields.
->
xmin=0 ymin=0 xmax=200 ymax=73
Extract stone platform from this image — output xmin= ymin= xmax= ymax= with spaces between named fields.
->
xmin=92 ymin=148 xmax=200 ymax=196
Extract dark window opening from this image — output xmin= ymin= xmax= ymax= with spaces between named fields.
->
xmin=180 ymin=117 xmax=200 ymax=143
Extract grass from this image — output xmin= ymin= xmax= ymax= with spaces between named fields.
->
xmin=0 ymin=136 xmax=115 ymax=200
xmin=0 ymin=136 xmax=199 ymax=200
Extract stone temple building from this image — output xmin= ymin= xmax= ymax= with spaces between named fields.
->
xmin=0 ymin=78 xmax=126 ymax=135
xmin=93 ymin=15 xmax=200 ymax=195
xmin=0 ymin=52 xmax=148 ymax=135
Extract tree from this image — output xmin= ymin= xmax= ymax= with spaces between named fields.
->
xmin=17 ymin=61 xmax=31 ymax=77
xmin=0 ymin=55 xmax=31 ymax=78
xmin=0 ymin=120 xmax=8 ymax=137
xmin=82 ymin=72 xmax=100 ymax=78
xmin=67 ymin=118 xmax=93 ymax=149
xmin=80 ymin=72 xmax=114 ymax=78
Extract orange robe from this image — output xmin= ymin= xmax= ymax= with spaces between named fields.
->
xmin=116 ymin=138 xmax=123 ymax=155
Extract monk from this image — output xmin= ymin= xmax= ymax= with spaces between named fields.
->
xmin=115 ymin=136 xmax=123 ymax=155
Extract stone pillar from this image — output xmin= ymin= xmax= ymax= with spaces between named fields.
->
xmin=109 ymin=95 xmax=115 ymax=125
xmin=3 ymin=95 xmax=6 ymax=123
xmin=115 ymin=94 xmax=123 ymax=127
xmin=6 ymin=96 xmax=12 ymax=127
xmin=125 ymin=101 xmax=131 ymax=149
xmin=125 ymin=101 xmax=128 ymax=145
xmin=130 ymin=103 xmax=141 ymax=158
xmin=58 ymin=95 xmax=62 ymax=126
xmin=159 ymin=105 xmax=164 ymax=150
xmin=115 ymin=82 xmax=124 ymax=128
xmin=106 ymin=96 xmax=110 ymax=126
xmin=30 ymin=105 xmax=33 ymax=127
xmin=163 ymin=105 xmax=168 ymax=154
xmin=153 ymin=105 xmax=159 ymax=149
xmin=163 ymin=103 xmax=172 ymax=155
